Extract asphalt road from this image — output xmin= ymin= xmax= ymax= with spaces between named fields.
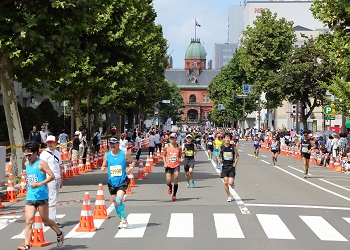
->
xmin=1 ymin=140 xmax=350 ymax=250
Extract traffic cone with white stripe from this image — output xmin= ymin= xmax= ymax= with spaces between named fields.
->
xmin=93 ymin=184 xmax=109 ymax=220
xmin=76 ymin=192 xmax=96 ymax=232
xmin=78 ymin=156 xmax=85 ymax=174
xmin=85 ymin=154 xmax=93 ymax=172
xmin=145 ymin=156 xmax=153 ymax=173
xmin=137 ymin=160 xmax=147 ymax=179
xmin=5 ymin=157 xmax=12 ymax=175
xmin=17 ymin=171 xmax=27 ymax=197
xmin=25 ymin=209 xmax=51 ymax=247
xmin=66 ymin=161 xmax=74 ymax=178
xmin=3 ymin=173 xmax=17 ymax=202
xmin=128 ymin=166 xmax=138 ymax=187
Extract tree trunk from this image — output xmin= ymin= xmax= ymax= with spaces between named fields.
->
xmin=74 ymin=97 xmax=82 ymax=130
xmin=0 ymin=53 xmax=25 ymax=176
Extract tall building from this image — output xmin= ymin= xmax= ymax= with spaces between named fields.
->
xmin=165 ymin=38 xmax=220 ymax=126
xmin=228 ymin=4 xmax=245 ymax=44
xmin=212 ymin=43 xmax=237 ymax=69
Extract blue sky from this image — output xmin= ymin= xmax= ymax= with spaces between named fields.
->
xmin=153 ymin=0 xmax=262 ymax=69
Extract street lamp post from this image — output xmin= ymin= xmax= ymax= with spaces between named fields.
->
xmin=236 ymin=94 xmax=248 ymax=130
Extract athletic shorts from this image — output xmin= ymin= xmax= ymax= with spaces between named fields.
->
xmin=25 ymin=199 xmax=48 ymax=207
xmin=207 ymin=145 xmax=214 ymax=152
xmin=254 ymin=144 xmax=259 ymax=149
xmin=183 ymin=159 xmax=195 ymax=172
xmin=108 ymin=177 xmax=130 ymax=195
xmin=220 ymin=167 xmax=236 ymax=178
xmin=271 ymin=149 xmax=278 ymax=154
xmin=301 ymin=153 xmax=310 ymax=159
xmin=214 ymin=148 xmax=219 ymax=157
xmin=165 ymin=166 xmax=180 ymax=174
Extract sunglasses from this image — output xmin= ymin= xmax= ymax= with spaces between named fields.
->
xmin=25 ymin=153 xmax=33 ymax=158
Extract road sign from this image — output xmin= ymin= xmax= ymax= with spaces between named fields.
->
xmin=218 ymin=104 xmax=225 ymax=110
xmin=162 ymin=100 xmax=170 ymax=104
xmin=325 ymin=116 xmax=335 ymax=120
xmin=243 ymin=84 xmax=254 ymax=94
xmin=138 ymin=114 xmax=144 ymax=120
xmin=323 ymin=105 xmax=335 ymax=115
xmin=155 ymin=108 xmax=159 ymax=114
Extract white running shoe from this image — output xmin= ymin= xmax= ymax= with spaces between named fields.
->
xmin=227 ymin=196 xmax=233 ymax=202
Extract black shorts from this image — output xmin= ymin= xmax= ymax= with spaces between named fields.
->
xmin=25 ymin=199 xmax=48 ymax=207
xmin=271 ymin=149 xmax=278 ymax=154
xmin=220 ymin=167 xmax=236 ymax=178
xmin=108 ymin=177 xmax=130 ymax=195
xmin=207 ymin=145 xmax=214 ymax=152
xmin=301 ymin=153 xmax=310 ymax=159
xmin=165 ymin=166 xmax=180 ymax=174
xmin=183 ymin=159 xmax=195 ymax=172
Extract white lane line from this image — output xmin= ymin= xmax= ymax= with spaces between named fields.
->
xmin=343 ymin=217 xmax=350 ymax=224
xmin=261 ymin=155 xmax=268 ymax=158
xmin=115 ymin=213 xmax=151 ymax=238
xmin=213 ymin=213 xmax=244 ymax=238
xmin=65 ymin=204 xmax=114 ymax=239
xmin=261 ymin=160 xmax=270 ymax=164
xmin=167 ymin=213 xmax=193 ymax=238
xmin=245 ymin=203 xmax=350 ymax=211
xmin=318 ymin=179 xmax=350 ymax=192
xmin=247 ymin=154 xmax=253 ymax=157
xmin=300 ymin=216 xmax=347 ymax=241
xmin=257 ymin=214 xmax=295 ymax=240
xmin=205 ymin=150 xmax=250 ymax=214
xmin=0 ymin=215 xmax=21 ymax=231
xmin=274 ymin=166 xmax=350 ymax=202
xmin=11 ymin=214 xmax=66 ymax=239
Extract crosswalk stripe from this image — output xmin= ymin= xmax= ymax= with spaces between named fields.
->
xmin=344 ymin=217 xmax=350 ymax=224
xmin=300 ymin=216 xmax=347 ymax=241
xmin=257 ymin=214 xmax=295 ymax=239
xmin=115 ymin=213 xmax=151 ymax=238
xmin=167 ymin=213 xmax=193 ymax=238
xmin=213 ymin=213 xmax=244 ymax=238
xmin=0 ymin=215 xmax=21 ymax=231
xmin=11 ymin=214 xmax=66 ymax=239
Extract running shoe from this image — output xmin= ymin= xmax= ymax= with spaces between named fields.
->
xmin=215 ymin=165 xmax=219 ymax=169
xmin=57 ymin=231 xmax=64 ymax=248
xmin=17 ymin=245 xmax=30 ymax=250
xmin=118 ymin=217 xmax=128 ymax=229
xmin=186 ymin=183 xmax=190 ymax=188
xmin=227 ymin=195 xmax=233 ymax=202
xmin=190 ymin=180 xmax=195 ymax=187
xmin=168 ymin=186 xmax=172 ymax=194
xmin=172 ymin=196 xmax=176 ymax=201
xmin=303 ymin=173 xmax=308 ymax=178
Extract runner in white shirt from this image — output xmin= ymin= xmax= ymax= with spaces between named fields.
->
xmin=148 ymin=131 xmax=156 ymax=156
xmin=135 ymin=132 xmax=142 ymax=161
xmin=154 ymin=130 xmax=161 ymax=153
xmin=119 ymin=133 xmax=128 ymax=152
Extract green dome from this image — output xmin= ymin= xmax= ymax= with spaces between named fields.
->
xmin=185 ymin=39 xmax=207 ymax=59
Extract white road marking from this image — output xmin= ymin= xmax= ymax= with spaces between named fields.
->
xmin=213 ymin=213 xmax=244 ymax=238
xmin=261 ymin=155 xmax=268 ymax=158
xmin=115 ymin=213 xmax=151 ymax=238
xmin=247 ymin=154 xmax=253 ymax=157
xmin=318 ymin=179 xmax=350 ymax=192
xmin=246 ymin=203 xmax=350 ymax=211
xmin=261 ymin=160 xmax=270 ymax=164
xmin=167 ymin=213 xmax=193 ymax=237
xmin=300 ymin=216 xmax=347 ymax=241
xmin=257 ymin=214 xmax=295 ymax=240
xmin=343 ymin=217 xmax=350 ymax=224
xmin=0 ymin=215 xmax=21 ymax=230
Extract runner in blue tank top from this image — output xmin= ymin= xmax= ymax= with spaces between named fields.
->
xmin=19 ymin=142 xmax=64 ymax=250
xmin=101 ymin=137 xmax=136 ymax=229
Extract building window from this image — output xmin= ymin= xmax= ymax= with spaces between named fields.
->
xmin=189 ymin=94 xmax=196 ymax=103
xmin=203 ymin=95 xmax=210 ymax=103
xmin=202 ymin=112 xmax=208 ymax=120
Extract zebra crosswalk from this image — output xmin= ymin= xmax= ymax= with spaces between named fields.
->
xmin=1 ymin=211 xmax=349 ymax=242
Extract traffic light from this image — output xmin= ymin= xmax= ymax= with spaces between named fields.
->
xmin=171 ymin=98 xmax=175 ymax=107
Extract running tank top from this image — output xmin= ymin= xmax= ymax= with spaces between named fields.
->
xmin=271 ymin=141 xmax=278 ymax=150
xmin=26 ymin=158 xmax=49 ymax=201
xmin=301 ymin=140 xmax=311 ymax=154
xmin=107 ymin=150 xmax=127 ymax=187
xmin=165 ymin=144 xmax=181 ymax=168
xmin=254 ymin=137 xmax=259 ymax=145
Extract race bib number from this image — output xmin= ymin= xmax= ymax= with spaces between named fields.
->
xmin=26 ymin=174 xmax=38 ymax=185
xmin=254 ymin=140 xmax=259 ymax=145
xmin=168 ymin=156 xmax=178 ymax=163
xmin=302 ymin=147 xmax=308 ymax=153
xmin=110 ymin=165 xmax=122 ymax=177
xmin=208 ymin=142 xmax=213 ymax=145
xmin=223 ymin=152 xmax=233 ymax=161
xmin=185 ymin=150 xmax=194 ymax=157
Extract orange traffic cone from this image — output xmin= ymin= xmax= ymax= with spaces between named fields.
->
xmin=156 ymin=149 xmax=161 ymax=163
xmin=328 ymin=155 xmax=335 ymax=169
xmin=0 ymin=198 xmax=3 ymax=208
xmin=93 ymin=184 xmax=109 ymax=220
xmin=17 ymin=171 xmax=27 ymax=197
xmin=78 ymin=156 xmax=85 ymax=174
xmin=76 ymin=192 xmax=96 ymax=232
xmin=137 ymin=160 xmax=147 ymax=179
xmin=144 ymin=156 xmax=153 ymax=173
xmin=126 ymin=182 xmax=133 ymax=194
xmin=60 ymin=162 xmax=68 ymax=180
xmin=73 ymin=158 xmax=80 ymax=175
xmin=85 ymin=154 xmax=93 ymax=172
xmin=149 ymin=153 xmax=155 ymax=168
xmin=5 ymin=157 xmax=12 ymax=174
xmin=27 ymin=209 xmax=51 ymax=247
xmin=65 ymin=162 xmax=74 ymax=178
xmin=334 ymin=157 xmax=340 ymax=171
xmin=3 ymin=173 xmax=17 ymax=202
xmin=128 ymin=167 xmax=138 ymax=187
xmin=93 ymin=153 xmax=99 ymax=168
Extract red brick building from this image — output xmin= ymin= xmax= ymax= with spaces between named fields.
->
xmin=165 ymin=38 xmax=220 ymax=125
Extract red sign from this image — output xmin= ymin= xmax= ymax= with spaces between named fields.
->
xmin=254 ymin=8 xmax=269 ymax=13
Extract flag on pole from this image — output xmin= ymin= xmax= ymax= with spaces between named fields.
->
xmin=195 ymin=20 xmax=201 ymax=27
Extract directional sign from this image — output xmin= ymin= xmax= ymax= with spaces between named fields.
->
xmin=325 ymin=116 xmax=335 ymax=120
xmin=218 ymin=104 xmax=225 ymax=110
xmin=243 ymin=84 xmax=254 ymax=94
xmin=162 ymin=100 xmax=170 ymax=104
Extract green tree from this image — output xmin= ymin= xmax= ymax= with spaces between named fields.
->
xmin=273 ymin=38 xmax=336 ymax=130
xmin=240 ymin=10 xmax=296 ymax=109
xmin=311 ymin=0 xmax=350 ymax=119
